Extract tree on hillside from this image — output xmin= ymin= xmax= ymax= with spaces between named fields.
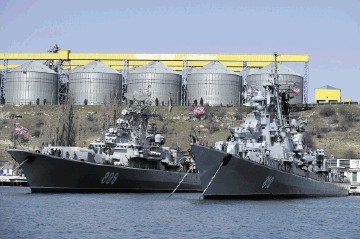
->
xmin=54 ymin=94 xmax=76 ymax=146
xmin=111 ymin=89 xmax=121 ymax=126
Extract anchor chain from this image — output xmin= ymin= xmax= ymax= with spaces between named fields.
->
xmin=199 ymin=161 xmax=224 ymax=200
xmin=168 ymin=166 xmax=193 ymax=198
xmin=14 ymin=158 xmax=28 ymax=171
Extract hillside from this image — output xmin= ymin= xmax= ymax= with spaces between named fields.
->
xmin=1 ymin=104 xmax=360 ymax=164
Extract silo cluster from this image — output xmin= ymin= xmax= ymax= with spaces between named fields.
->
xmin=127 ymin=61 xmax=182 ymax=105
xmin=1 ymin=59 xmax=304 ymax=106
xmin=187 ymin=61 xmax=242 ymax=106
xmin=4 ymin=61 xmax=58 ymax=105
xmin=247 ymin=63 xmax=304 ymax=104
xmin=69 ymin=61 xmax=122 ymax=105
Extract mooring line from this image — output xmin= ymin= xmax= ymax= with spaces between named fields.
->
xmin=168 ymin=166 xmax=192 ymax=198
xmin=14 ymin=158 xmax=28 ymax=171
xmin=199 ymin=161 xmax=224 ymax=200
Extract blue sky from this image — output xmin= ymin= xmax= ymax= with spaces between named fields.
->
xmin=1 ymin=0 xmax=359 ymax=102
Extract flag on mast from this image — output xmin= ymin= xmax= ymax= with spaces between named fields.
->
xmin=193 ymin=106 xmax=205 ymax=115
xmin=15 ymin=123 xmax=29 ymax=135
xmin=293 ymin=87 xmax=301 ymax=94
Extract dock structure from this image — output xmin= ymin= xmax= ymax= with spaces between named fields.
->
xmin=0 ymin=176 xmax=28 ymax=187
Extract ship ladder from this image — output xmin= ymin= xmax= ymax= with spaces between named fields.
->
xmin=168 ymin=166 xmax=193 ymax=198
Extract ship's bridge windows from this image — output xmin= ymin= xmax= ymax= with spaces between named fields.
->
xmin=339 ymin=160 xmax=350 ymax=168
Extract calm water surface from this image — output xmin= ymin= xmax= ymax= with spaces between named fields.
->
xmin=0 ymin=187 xmax=359 ymax=239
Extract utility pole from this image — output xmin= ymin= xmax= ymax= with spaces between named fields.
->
xmin=1 ymin=59 xmax=8 ymax=104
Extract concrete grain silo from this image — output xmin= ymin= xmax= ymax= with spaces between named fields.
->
xmin=69 ymin=61 xmax=122 ymax=105
xmin=247 ymin=63 xmax=303 ymax=104
xmin=187 ymin=61 xmax=242 ymax=106
xmin=127 ymin=61 xmax=182 ymax=105
xmin=4 ymin=61 xmax=58 ymax=105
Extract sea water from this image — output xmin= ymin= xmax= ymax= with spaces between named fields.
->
xmin=0 ymin=187 xmax=359 ymax=239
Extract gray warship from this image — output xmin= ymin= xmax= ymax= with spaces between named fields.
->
xmin=8 ymin=99 xmax=201 ymax=193
xmin=191 ymin=54 xmax=348 ymax=199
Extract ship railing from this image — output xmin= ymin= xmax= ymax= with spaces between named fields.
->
xmin=264 ymin=157 xmax=296 ymax=173
xmin=264 ymin=157 xmax=275 ymax=168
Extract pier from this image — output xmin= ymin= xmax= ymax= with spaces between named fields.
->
xmin=0 ymin=176 xmax=28 ymax=187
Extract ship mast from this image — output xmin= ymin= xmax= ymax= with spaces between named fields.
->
xmin=272 ymin=52 xmax=285 ymax=128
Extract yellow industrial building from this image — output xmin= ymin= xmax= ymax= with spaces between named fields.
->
xmin=315 ymin=85 xmax=341 ymax=103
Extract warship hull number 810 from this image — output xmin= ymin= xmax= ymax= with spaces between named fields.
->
xmin=192 ymin=53 xmax=348 ymax=199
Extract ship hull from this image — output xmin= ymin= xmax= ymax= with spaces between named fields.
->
xmin=8 ymin=149 xmax=201 ymax=193
xmin=191 ymin=144 xmax=348 ymax=199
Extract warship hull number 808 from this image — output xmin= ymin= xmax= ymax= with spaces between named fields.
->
xmin=8 ymin=99 xmax=201 ymax=193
